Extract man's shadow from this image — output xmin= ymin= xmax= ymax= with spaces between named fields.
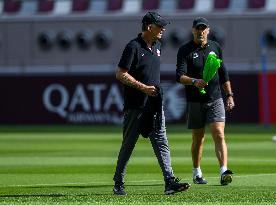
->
xmin=0 ymin=183 xmax=164 ymax=197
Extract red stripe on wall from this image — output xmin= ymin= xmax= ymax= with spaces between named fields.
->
xmin=259 ymin=72 xmax=276 ymax=124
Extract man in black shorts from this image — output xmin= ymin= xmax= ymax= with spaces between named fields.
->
xmin=176 ymin=17 xmax=235 ymax=185
xmin=113 ymin=12 xmax=190 ymax=195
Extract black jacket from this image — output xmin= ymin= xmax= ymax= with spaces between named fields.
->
xmin=139 ymin=86 xmax=163 ymax=138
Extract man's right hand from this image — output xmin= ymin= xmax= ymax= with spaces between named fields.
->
xmin=116 ymin=67 xmax=157 ymax=96
xmin=194 ymin=79 xmax=207 ymax=89
xmin=142 ymin=85 xmax=158 ymax=97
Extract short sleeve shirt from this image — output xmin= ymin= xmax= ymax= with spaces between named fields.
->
xmin=118 ymin=33 xmax=162 ymax=109
xmin=176 ymin=40 xmax=229 ymax=103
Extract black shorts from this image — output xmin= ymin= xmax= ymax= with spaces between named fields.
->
xmin=187 ymin=98 xmax=225 ymax=129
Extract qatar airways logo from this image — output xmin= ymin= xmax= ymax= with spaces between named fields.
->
xmin=42 ymin=82 xmax=186 ymax=124
xmin=162 ymin=82 xmax=186 ymax=121
xmin=43 ymin=83 xmax=123 ymax=123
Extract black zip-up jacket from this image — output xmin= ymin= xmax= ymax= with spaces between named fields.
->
xmin=176 ymin=40 xmax=229 ymax=103
xmin=139 ymin=86 xmax=163 ymax=138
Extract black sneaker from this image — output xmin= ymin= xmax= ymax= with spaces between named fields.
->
xmin=220 ymin=170 xmax=233 ymax=186
xmin=164 ymin=177 xmax=191 ymax=195
xmin=193 ymin=176 xmax=208 ymax=184
xmin=113 ymin=181 xmax=127 ymax=195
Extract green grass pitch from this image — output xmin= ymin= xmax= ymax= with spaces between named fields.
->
xmin=0 ymin=124 xmax=276 ymax=204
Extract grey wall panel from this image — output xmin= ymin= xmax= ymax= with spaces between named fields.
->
xmin=0 ymin=14 xmax=275 ymax=72
xmin=5 ymin=22 xmax=32 ymax=66
xmin=32 ymin=18 xmax=141 ymax=66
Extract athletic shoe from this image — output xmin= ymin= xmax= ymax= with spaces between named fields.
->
xmin=164 ymin=177 xmax=191 ymax=195
xmin=113 ymin=181 xmax=127 ymax=195
xmin=193 ymin=176 xmax=208 ymax=184
xmin=220 ymin=170 xmax=233 ymax=186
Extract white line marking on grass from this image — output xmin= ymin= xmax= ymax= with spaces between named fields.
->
xmin=1 ymin=173 xmax=276 ymax=188
xmin=207 ymin=173 xmax=276 ymax=179
xmin=232 ymin=173 xmax=276 ymax=178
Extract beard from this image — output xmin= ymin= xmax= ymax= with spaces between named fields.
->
xmin=197 ymin=35 xmax=205 ymax=43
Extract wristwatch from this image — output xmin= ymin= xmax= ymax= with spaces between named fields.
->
xmin=226 ymin=93 xmax=234 ymax=97
xmin=192 ymin=79 xmax=196 ymax=85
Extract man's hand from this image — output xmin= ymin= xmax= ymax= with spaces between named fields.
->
xmin=142 ymin=85 xmax=158 ymax=97
xmin=226 ymin=96 xmax=235 ymax=111
xmin=222 ymin=81 xmax=234 ymax=111
xmin=116 ymin=68 xmax=158 ymax=97
xmin=194 ymin=79 xmax=208 ymax=89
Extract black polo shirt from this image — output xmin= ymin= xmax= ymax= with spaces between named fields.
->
xmin=118 ymin=33 xmax=162 ymax=109
xmin=176 ymin=40 xmax=229 ymax=103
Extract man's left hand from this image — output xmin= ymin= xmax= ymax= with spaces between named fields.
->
xmin=226 ymin=96 xmax=235 ymax=111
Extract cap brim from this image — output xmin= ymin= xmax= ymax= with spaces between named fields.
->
xmin=155 ymin=19 xmax=170 ymax=27
xmin=194 ymin=23 xmax=208 ymax=28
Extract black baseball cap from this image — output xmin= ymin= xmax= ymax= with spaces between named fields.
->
xmin=142 ymin=12 xmax=170 ymax=27
xmin=193 ymin=17 xmax=209 ymax=28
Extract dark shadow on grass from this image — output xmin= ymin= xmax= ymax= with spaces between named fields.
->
xmin=0 ymin=184 xmax=165 ymax=197
xmin=0 ymin=184 xmax=164 ymax=198
xmin=0 ymin=192 xmax=165 ymax=197
xmin=0 ymin=193 xmax=66 ymax=198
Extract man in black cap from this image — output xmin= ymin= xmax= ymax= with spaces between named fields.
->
xmin=176 ymin=17 xmax=234 ymax=185
xmin=113 ymin=11 xmax=190 ymax=195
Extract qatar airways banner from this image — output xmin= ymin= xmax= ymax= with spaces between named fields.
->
xmin=0 ymin=75 xmax=186 ymax=124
